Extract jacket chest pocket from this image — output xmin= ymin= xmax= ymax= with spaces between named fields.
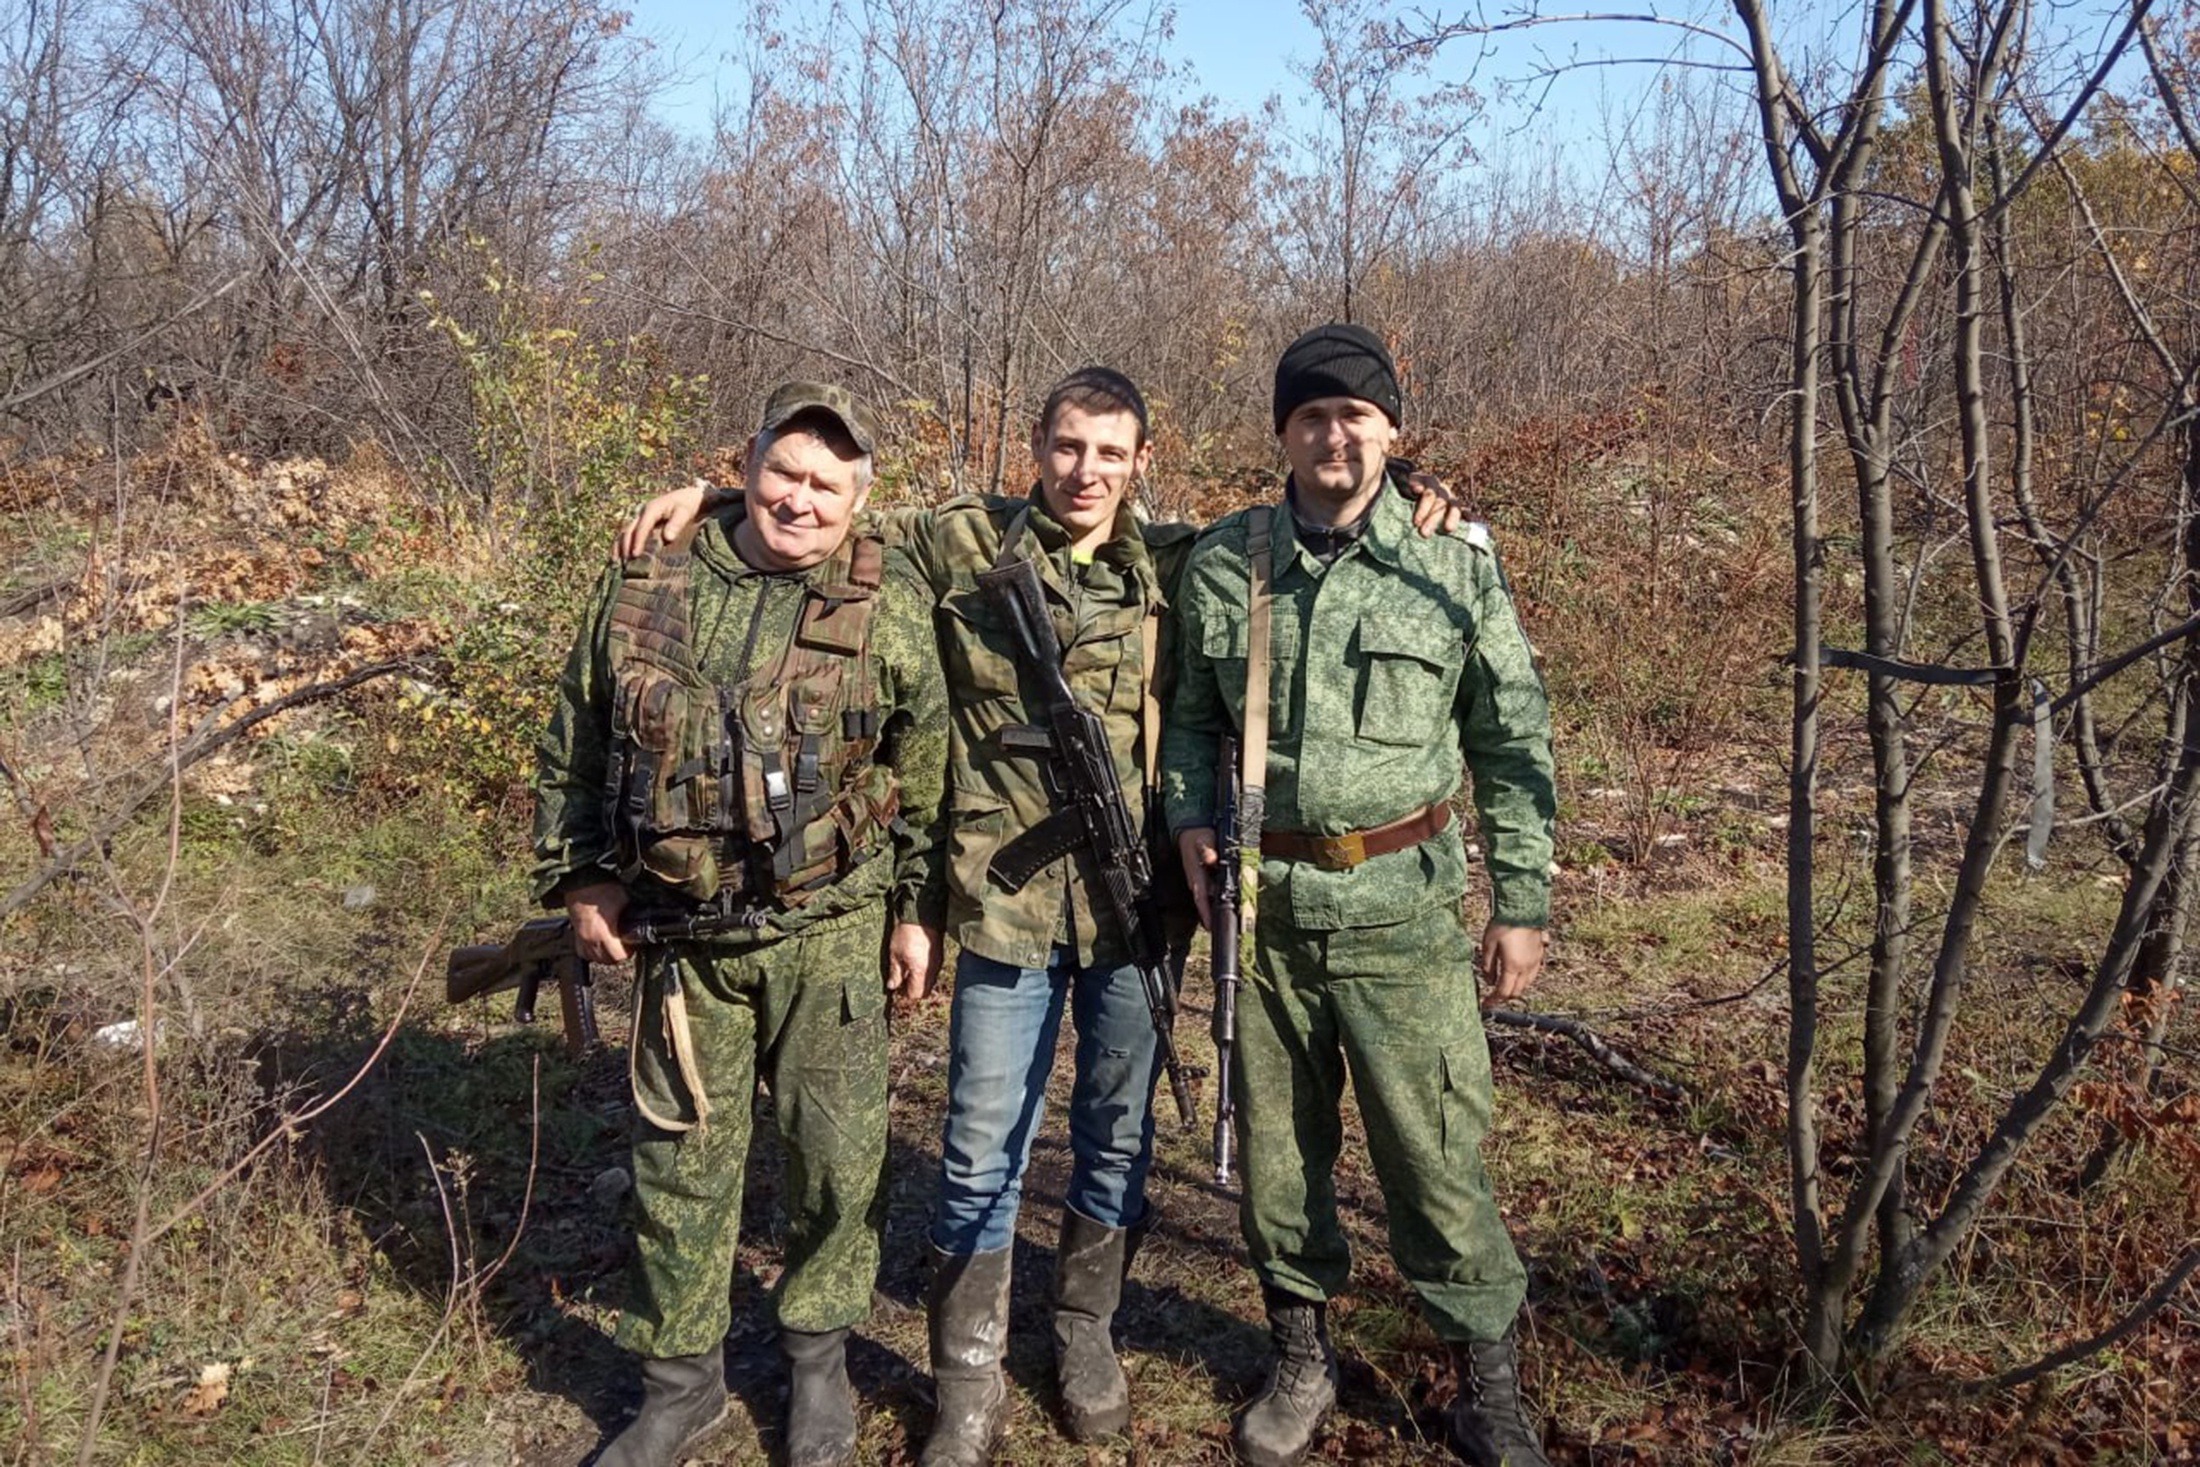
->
xmin=939 ymin=588 xmax=1021 ymax=702
xmin=1064 ymin=600 xmax=1146 ymax=720
xmin=1352 ymin=615 xmax=1461 ymax=746
xmin=1201 ymin=609 xmax=1302 ymax=735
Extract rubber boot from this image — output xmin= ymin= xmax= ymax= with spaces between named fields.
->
xmin=920 ymin=1245 xmax=1013 ymax=1467
xmin=782 ymin=1327 xmax=857 ymax=1467
xmin=1446 ymin=1330 xmax=1552 ymax=1467
xmin=1232 ymin=1288 xmax=1338 ymax=1467
xmin=595 ymin=1350 xmax=730 ymax=1467
xmin=1051 ymin=1208 xmax=1130 ymax=1440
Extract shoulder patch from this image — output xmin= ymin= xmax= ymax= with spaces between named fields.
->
xmin=1462 ymin=521 xmax=1495 ymax=552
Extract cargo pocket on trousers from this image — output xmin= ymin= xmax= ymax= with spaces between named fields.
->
xmin=843 ymin=953 xmax=886 ymax=1024
xmin=1438 ymin=1044 xmax=1475 ymax=1166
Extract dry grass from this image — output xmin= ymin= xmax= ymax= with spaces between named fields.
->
xmin=3 ymin=435 xmax=2197 ymax=1465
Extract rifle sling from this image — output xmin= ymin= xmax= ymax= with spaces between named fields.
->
xmin=1242 ymin=506 xmax=1275 ymax=846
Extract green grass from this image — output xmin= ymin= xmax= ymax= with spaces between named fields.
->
xmin=186 ymin=600 xmax=285 ymax=638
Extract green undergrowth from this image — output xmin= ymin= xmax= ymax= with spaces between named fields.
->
xmin=5 ymin=434 xmax=2197 ymax=1464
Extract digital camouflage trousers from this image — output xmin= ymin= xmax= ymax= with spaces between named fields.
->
xmin=1232 ymin=899 xmax=1528 ymax=1344
xmin=617 ymin=906 xmax=890 ymax=1358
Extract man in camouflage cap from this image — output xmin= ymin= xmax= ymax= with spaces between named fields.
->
xmin=534 ymin=381 xmax=948 ymax=1467
xmin=1163 ymin=323 xmax=1559 ymax=1467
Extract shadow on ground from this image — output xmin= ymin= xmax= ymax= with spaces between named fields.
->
xmin=258 ymin=976 xmax=1563 ymax=1465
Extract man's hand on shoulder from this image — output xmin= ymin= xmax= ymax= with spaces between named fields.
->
xmin=614 ymin=478 xmax=719 ymax=561
xmin=1478 ymin=921 xmax=1547 ymax=1008
xmin=1394 ymin=460 xmax=1472 ymax=539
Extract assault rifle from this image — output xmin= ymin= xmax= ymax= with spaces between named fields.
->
xmin=974 ymin=554 xmax=1198 ymax=1129
xmin=446 ymin=902 xmax=771 ymax=1056
xmin=447 ymin=918 xmax=599 ymax=1057
xmin=1210 ymin=732 xmax=1243 ymax=1186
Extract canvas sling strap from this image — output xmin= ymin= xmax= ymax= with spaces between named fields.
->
xmin=1241 ymin=506 xmax=1274 ymax=875
xmin=632 ymin=948 xmax=715 ymax=1135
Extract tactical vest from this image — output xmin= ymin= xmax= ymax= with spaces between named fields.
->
xmin=602 ymin=522 xmax=899 ymax=910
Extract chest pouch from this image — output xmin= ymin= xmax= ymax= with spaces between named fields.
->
xmin=608 ymin=665 xmax=738 ymax=902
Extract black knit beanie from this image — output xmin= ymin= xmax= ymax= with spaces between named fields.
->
xmin=1272 ymin=322 xmax=1401 ymax=432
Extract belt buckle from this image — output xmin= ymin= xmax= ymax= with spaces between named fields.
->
xmin=1314 ymin=831 xmax=1367 ymax=870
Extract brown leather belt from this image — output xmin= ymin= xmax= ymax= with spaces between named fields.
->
xmin=1260 ymin=801 xmax=1452 ymax=871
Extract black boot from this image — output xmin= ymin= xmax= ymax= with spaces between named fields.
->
xmin=1233 ymin=1288 xmax=1337 ymax=1467
xmin=1052 ymin=1208 xmax=1131 ymax=1440
xmin=920 ymin=1246 xmax=1012 ymax=1467
xmin=782 ymin=1327 xmax=857 ymax=1467
xmin=1446 ymin=1331 xmax=1551 ymax=1467
xmin=595 ymin=1350 xmax=730 ymax=1467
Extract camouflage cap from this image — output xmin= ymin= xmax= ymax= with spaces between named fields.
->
xmin=759 ymin=381 xmax=881 ymax=457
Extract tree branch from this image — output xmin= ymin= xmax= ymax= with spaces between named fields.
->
xmin=1488 ymin=1008 xmax=1688 ymax=1097
xmin=0 ymin=660 xmax=414 ymax=922
xmin=1972 ymin=1241 xmax=2200 ymax=1393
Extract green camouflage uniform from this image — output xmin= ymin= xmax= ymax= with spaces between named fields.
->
xmin=533 ymin=514 xmax=948 ymax=1356
xmin=1160 ymin=470 xmax=1555 ymax=1344
xmin=886 ymin=493 xmax=1197 ymax=967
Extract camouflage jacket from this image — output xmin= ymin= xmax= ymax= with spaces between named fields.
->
xmin=1161 ymin=472 xmax=1556 ymax=930
xmin=532 ymin=514 xmax=950 ymax=941
xmin=889 ymin=490 xmax=1197 ymax=970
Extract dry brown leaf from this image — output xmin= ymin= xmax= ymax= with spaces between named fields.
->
xmin=180 ymin=1361 xmax=230 ymax=1417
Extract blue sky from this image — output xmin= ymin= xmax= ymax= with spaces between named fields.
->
xmin=618 ymin=0 xmax=2153 ymax=167
xmin=618 ymin=0 xmax=1738 ymax=158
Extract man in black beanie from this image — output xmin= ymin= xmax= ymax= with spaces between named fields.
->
xmin=1164 ymin=323 xmax=1558 ymax=1467
xmin=1270 ymin=321 xmax=1403 ymax=433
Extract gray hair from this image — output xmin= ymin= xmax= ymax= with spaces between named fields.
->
xmin=753 ymin=419 xmax=876 ymax=492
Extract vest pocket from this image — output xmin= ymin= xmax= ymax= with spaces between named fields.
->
xmin=612 ymin=668 xmax=722 ymax=901
xmin=1200 ymin=611 xmax=1249 ymax=726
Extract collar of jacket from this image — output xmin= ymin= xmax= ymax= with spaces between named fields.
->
xmin=691 ymin=501 xmax=834 ymax=585
xmin=1017 ymin=482 xmax=1163 ymax=604
xmin=1276 ymin=465 xmax=1411 ymax=576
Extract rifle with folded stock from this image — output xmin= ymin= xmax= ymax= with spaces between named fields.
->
xmin=446 ymin=902 xmax=771 ymax=1056
xmin=974 ymin=553 xmax=1198 ymax=1129
xmin=1210 ymin=732 xmax=1243 ymax=1186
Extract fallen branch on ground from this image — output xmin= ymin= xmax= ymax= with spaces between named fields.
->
xmin=1487 ymin=1008 xmax=1688 ymax=1099
xmin=0 ymin=575 xmax=70 ymax=619
xmin=1971 ymin=1241 xmax=2200 ymax=1394
xmin=1 ymin=659 xmax=413 ymax=921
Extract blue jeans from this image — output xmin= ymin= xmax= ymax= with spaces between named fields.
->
xmin=931 ymin=946 xmax=1161 ymax=1254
